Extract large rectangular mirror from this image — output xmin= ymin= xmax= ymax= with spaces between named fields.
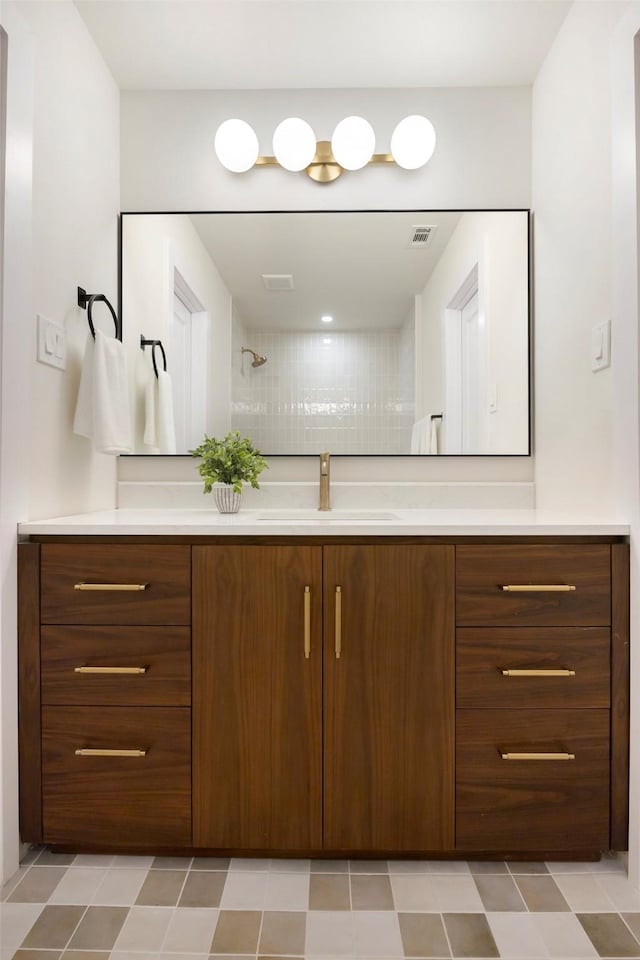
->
xmin=120 ymin=210 xmax=530 ymax=455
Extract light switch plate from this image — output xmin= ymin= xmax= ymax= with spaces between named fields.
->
xmin=591 ymin=320 xmax=611 ymax=372
xmin=37 ymin=314 xmax=67 ymax=370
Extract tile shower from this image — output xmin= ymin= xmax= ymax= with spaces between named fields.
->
xmin=231 ymin=326 xmax=415 ymax=455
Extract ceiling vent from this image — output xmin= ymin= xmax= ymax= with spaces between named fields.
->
xmin=261 ymin=274 xmax=294 ymax=291
xmin=408 ymin=225 xmax=437 ymax=248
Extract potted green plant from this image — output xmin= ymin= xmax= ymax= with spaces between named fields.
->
xmin=191 ymin=431 xmax=268 ymax=513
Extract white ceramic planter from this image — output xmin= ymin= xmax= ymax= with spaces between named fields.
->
xmin=213 ymin=483 xmax=242 ymax=514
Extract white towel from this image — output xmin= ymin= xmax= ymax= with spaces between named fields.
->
xmin=73 ymin=330 xmax=132 ymax=455
xmin=429 ymin=416 xmax=439 ymax=455
xmin=156 ymin=369 xmax=177 ymax=454
xmin=143 ymin=369 xmax=157 ymax=448
xmin=72 ymin=334 xmax=95 ymax=441
xmin=410 ymin=417 xmax=430 ymax=454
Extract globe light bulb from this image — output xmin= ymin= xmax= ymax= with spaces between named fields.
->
xmin=390 ymin=115 xmax=436 ymax=170
xmin=273 ymin=118 xmax=317 ymax=172
xmin=331 ymin=116 xmax=375 ymax=171
xmin=214 ymin=119 xmax=259 ymax=173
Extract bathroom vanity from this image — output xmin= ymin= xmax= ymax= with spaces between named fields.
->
xmin=17 ymin=511 xmax=630 ymax=859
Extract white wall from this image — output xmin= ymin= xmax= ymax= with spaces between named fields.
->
xmin=122 ymin=88 xmax=531 ymax=212
xmin=120 ymin=85 xmax=533 ymax=482
xmin=0 ymin=0 xmax=34 ymax=888
xmin=0 ymin=0 xmax=119 ymax=883
xmin=610 ymin=1 xmax=640 ymax=886
xmin=533 ymin=0 xmax=639 ymax=880
xmin=532 ymin=1 xmax=627 ymax=514
xmin=418 ymin=212 xmax=529 ymax=454
xmin=20 ymin=0 xmax=120 ymax=520
xmin=122 ymin=214 xmax=232 ymax=450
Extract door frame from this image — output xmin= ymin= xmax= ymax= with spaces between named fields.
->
xmin=163 ymin=243 xmax=209 ymax=448
xmin=442 ymin=262 xmax=487 ymax=454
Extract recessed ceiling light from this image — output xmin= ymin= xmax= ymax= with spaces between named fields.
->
xmin=321 ymin=315 xmax=333 ymax=323
xmin=323 ymin=338 xmax=332 ymax=345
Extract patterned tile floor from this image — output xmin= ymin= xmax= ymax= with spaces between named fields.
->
xmin=1 ymin=848 xmax=639 ymax=959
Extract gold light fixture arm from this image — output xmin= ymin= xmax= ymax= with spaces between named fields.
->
xmin=254 ymin=146 xmax=396 ymax=183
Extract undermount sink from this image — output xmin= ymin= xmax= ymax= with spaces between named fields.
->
xmin=255 ymin=510 xmax=399 ymax=521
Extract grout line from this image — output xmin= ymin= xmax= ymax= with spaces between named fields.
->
xmin=55 ymin=901 xmax=91 ymax=955
xmin=439 ymin=910 xmax=455 ymax=959
xmin=619 ymin=911 xmax=640 ymax=949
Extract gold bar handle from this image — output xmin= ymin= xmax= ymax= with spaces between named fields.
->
xmin=74 ymin=666 xmax=148 ymax=675
xmin=501 ymin=584 xmax=576 ymax=592
xmin=335 ymin=585 xmax=342 ymax=659
xmin=501 ymin=668 xmax=576 ymax=677
xmin=74 ymin=582 xmax=148 ymax=592
xmin=75 ymin=748 xmax=147 ymax=758
xmin=304 ymin=586 xmax=311 ymax=659
xmin=501 ymin=751 xmax=576 ymax=761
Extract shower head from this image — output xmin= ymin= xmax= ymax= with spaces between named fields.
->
xmin=242 ymin=347 xmax=268 ymax=367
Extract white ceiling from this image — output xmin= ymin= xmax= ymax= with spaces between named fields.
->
xmin=188 ymin=210 xmax=463 ymax=330
xmin=74 ymin=0 xmax=572 ymax=91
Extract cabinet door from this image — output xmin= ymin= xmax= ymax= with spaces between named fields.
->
xmin=324 ymin=545 xmax=455 ymax=851
xmin=193 ymin=545 xmax=322 ymax=849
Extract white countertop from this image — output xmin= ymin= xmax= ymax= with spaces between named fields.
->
xmin=17 ymin=508 xmax=630 ymax=537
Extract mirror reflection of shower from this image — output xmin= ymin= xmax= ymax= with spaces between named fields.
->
xmin=241 ymin=346 xmax=268 ymax=367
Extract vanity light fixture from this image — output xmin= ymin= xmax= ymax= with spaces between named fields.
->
xmin=321 ymin=315 xmax=333 ymax=323
xmin=214 ymin=115 xmax=436 ymax=183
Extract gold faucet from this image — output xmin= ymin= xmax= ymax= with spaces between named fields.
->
xmin=319 ymin=451 xmax=331 ymax=511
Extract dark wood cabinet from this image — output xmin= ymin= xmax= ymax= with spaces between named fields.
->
xmin=323 ymin=545 xmax=454 ymax=851
xmin=41 ymin=544 xmax=191 ymax=625
xmin=456 ymin=544 xmax=611 ymax=627
xmin=41 ymin=625 xmax=191 ymax=707
xmin=18 ymin=535 xmax=629 ymax=857
xmin=454 ymin=543 xmax=626 ymax=854
xmin=456 ymin=626 xmax=610 ymax=709
xmin=42 ymin=705 xmax=191 ymax=846
xmin=193 ymin=545 xmax=323 ymax=850
xmin=456 ymin=708 xmax=610 ymax=851
xmin=192 ymin=543 xmax=454 ymax=853
xmin=22 ymin=543 xmax=192 ymax=849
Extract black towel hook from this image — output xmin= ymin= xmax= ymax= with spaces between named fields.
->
xmin=140 ymin=335 xmax=167 ymax=379
xmin=78 ymin=287 xmax=121 ymax=341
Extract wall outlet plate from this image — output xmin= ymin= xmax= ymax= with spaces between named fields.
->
xmin=37 ymin=314 xmax=67 ymax=370
xmin=591 ymin=320 xmax=611 ymax=372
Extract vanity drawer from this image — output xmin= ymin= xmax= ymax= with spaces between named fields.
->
xmin=456 ymin=627 xmax=610 ymax=709
xmin=42 ymin=705 xmax=191 ymax=846
xmin=456 ymin=545 xmax=610 ymax=626
xmin=456 ymin=708 xmax=610 ymax=851
xmin=41 ymin=544 xmax=191 ymax=624
xmin=41 ymin=626 xmax=191 ymax=706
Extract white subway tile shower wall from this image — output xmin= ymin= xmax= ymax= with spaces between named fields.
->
xmin=231 ymin=330 xmax=413 ymax=455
